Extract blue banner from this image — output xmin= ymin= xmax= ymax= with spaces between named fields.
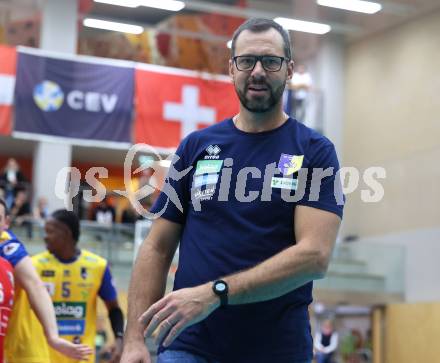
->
xmin=14 ymin=51 xmax=134 ymax=143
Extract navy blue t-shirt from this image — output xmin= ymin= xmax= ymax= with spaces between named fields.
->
xmin=151 ymin=118 xmax=344 ymax=362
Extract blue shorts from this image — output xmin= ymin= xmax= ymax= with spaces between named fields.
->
xmin=157 ymin=350 xmax=311 ymax=363
xmin=157 ymin=350 xmax=219 ymax=363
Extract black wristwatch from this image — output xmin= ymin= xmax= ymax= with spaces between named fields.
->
xmin=212 ymin=280 xmax=229 ymax=307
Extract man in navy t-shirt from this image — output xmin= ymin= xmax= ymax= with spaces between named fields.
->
xmin=121 ymin=18 xmax=343 ymax=363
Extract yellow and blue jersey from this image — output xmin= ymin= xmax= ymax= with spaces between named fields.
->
xmin=5 ymin=249 xmax=117 ymax=363
xmin=0 ymin=230 xmax=28 ymax=267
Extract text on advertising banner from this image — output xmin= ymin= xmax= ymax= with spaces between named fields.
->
xmin=14 ymin=50 xmax=134 ymax=143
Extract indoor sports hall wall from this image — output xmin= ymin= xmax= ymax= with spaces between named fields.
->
xmin=384 ymin=302 xmax=440 ymax=363
xmin=343 ymin=9 xmax=440 ymax=237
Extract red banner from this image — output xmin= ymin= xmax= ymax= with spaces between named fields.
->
xmin=134 ymin=65 xmax=238 ymax=149
xmin=0 ymin=45 xmax=16 ymax=136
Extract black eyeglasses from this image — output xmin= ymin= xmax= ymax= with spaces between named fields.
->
xmin=233 ymin=55 xmax=289 ymax=72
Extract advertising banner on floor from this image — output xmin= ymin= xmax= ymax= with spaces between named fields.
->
xmin=14 ymin=48 xmax=134 ymax=143
xmin=134 ymin=64 xmax=238 ymax=150
xmin=0 ymin=45 xmax=17 ymax=136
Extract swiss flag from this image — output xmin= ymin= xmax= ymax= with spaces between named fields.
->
xmin=134 ymin=65 xmax=239 ymax=149
xmin=0 ymin=45 xmax=16 ymax=136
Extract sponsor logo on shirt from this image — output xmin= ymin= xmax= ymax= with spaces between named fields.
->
xmin=80 ymin=290 xmax=90 ymax=300
xmin=42 ymin=270 xmax=55 ymax=277
xmin=3 ymin=242 xmax=19 ymax=256
xmin=195 ymin=160 xmax=223 ymax=175
xmin=193 ymin=174 xmax=219 ymax=188
xmin=278 ymin=154 xmax=304 ymax=176
xmin=193 ymin=186 xmax=216 ymax=201
xmin=54 ymin=302 xmax=87 ymax=319
xmin=85 ymin=256 xmax=98 ymax=263
xmin=57 ymin=319 xmax=86 ymax=336
xmin=204 ymin=145 xmax=221 ymax=160
xmin=0 ymin=306 xmax=13 ymax=335
xmin=77 ymin=282 xmax=94 ymax=289
xmin=271 ymin=177 xmax=298 ymax=190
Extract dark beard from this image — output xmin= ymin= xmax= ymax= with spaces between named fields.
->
xmin=236 ymin=80 xmax=286 ymax=113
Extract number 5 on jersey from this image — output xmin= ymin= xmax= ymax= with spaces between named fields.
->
xmin=62 ymin=282 xmax=71 ymax=298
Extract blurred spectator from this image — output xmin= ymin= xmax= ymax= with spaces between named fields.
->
xmin=92 ymin=197 xmax=116 ymax=226
xmin=10 ymin=190 xmax=31 ymax=224
xmin=10 ymin=190 xmax=33 ymax=238
xmin=137 ymin=166 xmax=160 ymax=212
xmin=32 ymin=196 xmax=49 ymax=239
xmin=290 ymin=64 xmax=313 ymax=122
xmin=33 ymin=196 xmax=49 ymax=221
xmin=0 ymin=158 xmax=28 ymax=208
xmin=314 ymin=319 xmax=339 ymax=363
xmin=121 ymin=203 xmax=142 ymax=224
xmin=340 ymin=328 xmax=363 ymax=363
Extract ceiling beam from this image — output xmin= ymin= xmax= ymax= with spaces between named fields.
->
xmin=81 ymin=15 xmax=231 ymax=44
xmin=184 ymin=0 xmax=361 ymax=35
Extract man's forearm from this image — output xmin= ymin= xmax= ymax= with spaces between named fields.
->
xmin=225 ymin=241 xmax=329 ymax=305
xmin=124 ymin=239 xmax=175 ymax=343
xmin=14 ymin=257 xmax=59 ymax=340
xmin=223 ymin=206 xmax=341 ymax=305
xmin=26 ymin=280 xmax=59 ymax=339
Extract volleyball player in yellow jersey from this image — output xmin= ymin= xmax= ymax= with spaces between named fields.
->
xmin=0 ymin=198 xmax=92 ymax=362
xmin=6 ymin=209 xmax=124 ymax=363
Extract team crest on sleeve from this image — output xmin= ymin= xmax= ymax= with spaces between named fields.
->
xmin=3 ymin=242 xmax=20 ymax=256
xmin=278 ymin=154 xmax=304 ymax=176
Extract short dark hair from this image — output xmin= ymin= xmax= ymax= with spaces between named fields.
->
xmin=231 ymin=18 xmax=292 ymax=60
xmin=52 ymin=209 xmax=80 ymax=242
xmin=0 ymin=198 xmax=9 ymax=216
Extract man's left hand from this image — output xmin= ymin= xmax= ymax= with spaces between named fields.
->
xmin=108 ymin=337 xmax=123 ymax=363
xmin=139 ymin=284 xmax=219 ymax=347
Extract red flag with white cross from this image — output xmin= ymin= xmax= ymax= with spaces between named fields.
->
xmin=0 ymin=45 xmax=16 ymax=136
xmin=134 ymin=64 xmax=238 ymax=151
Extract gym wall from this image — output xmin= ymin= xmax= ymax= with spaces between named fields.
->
xmin=343 ymin=9 xmax=440 ymax=237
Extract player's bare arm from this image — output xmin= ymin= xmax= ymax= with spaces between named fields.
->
xmin=14 ymin=256 xmax=93 ymax=360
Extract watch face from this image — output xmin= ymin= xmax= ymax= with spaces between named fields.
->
xmin=216 ymin=282 xmax=226 ymax=292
